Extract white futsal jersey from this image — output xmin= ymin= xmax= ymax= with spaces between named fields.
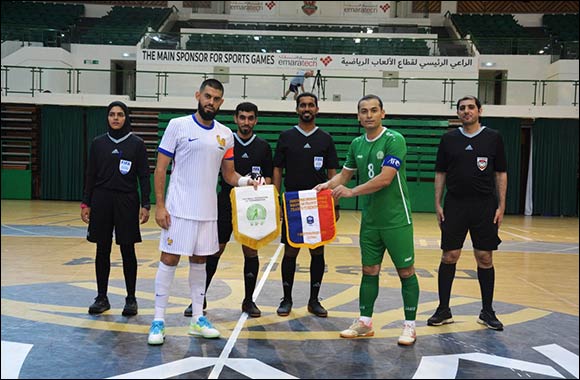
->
xmin=158 ymin=114 xmax=234 ymax=220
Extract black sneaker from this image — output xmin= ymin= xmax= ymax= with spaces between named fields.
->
xmin=477 ymin=309 xmax=504 ymax=331
xmin=184 ymin=303 xmax=192 ymax=317
xmin=276 ymin=298 xmax=293 ymax=316
xmin=427 ymin=307 xmax=454 ymax=326
xmin=184 ymin=298 xmax=207 ymax=317
xmin=88 ymin=295 xmax=110 ymax=315
xmin=242 ymin=299 xmax=261 ymax=318
xmin=307 ymin=299 xmax=328 ymax=318
xmin=122 ymin=296 xmax=138 ymax=316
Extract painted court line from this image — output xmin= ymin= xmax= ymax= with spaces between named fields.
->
xmin=208 ymin=243 xmax=285 ymax=379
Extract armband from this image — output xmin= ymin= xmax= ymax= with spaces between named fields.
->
xmin=80 ymin=203 xmax=89 ymax=209
xmin=238 ymin=176 xmax=250 ymax=187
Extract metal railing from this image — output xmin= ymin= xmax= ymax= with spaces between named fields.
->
xmin=1 ymin=65 xmax=578 ymax=107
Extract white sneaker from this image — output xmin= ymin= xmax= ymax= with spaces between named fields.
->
xmin=398 ymin=322 xmax=416 ymax=346
xmin=147 ymin=320 xmax=165 ymax=345
xmin=340 ymin=319 xmax=374 ymax=338
xmin=188 ymin=316 xmax=220 ymax=339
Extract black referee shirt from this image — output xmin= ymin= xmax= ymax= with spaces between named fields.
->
xmin=435 ymin=126 xmax=507 ymax=197
xmin=273 ymin=126 xmax=339 ymax=192
xmin=82 ymin=133 xmax=151 ymax=207
xmin=219 ymin=133 xmax=273 ymax=195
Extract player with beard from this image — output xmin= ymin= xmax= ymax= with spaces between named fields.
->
xmin=183 ymin=102 xmax=273 ymax=318
xmin=148 ymin=80 xmax=260 ymax=345
xmin=272 ymin=92 xmax=340 ymax=318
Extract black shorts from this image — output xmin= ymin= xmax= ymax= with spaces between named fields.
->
xmin=289 ymin=83 xmax=299 ymax=93
xmin=217 ymin=192 xmax=233 ymax=244
xmin=87 ymin=188 xmax=141 ymax=245
xmin=440 ymin=193 xmax=501 ymax=251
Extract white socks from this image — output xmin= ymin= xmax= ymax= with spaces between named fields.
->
xmin=189 ymin=262 xmax=206 ymax=321
xmin=153 ymin=261 xmax=177 ymax=320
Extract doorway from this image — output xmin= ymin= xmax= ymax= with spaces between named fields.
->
xmin=478 ymin=69 xmax=507 ymax=105
xmin=110 ymin=60 xmax=136 ymax=100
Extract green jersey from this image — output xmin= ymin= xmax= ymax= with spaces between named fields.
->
xmin=344 ymin=127 xmax=412 ymax=229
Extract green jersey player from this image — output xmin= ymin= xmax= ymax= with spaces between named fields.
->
xmin=315 ymin=94 xmax=419 ymax=346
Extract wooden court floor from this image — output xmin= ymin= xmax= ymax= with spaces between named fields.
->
xmin=1 ymin=200 xmax=578 ymax=379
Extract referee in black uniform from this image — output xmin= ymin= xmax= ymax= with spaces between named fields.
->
xmin=273 ymin=92 xmax=340 ymax=317
xmin=428 ymin=95 xmax=507 ymax=330
xmin=81 ymin=101 xmax=151 ymax=316
xmin=183 ymin=102 xmax=273 ymax=318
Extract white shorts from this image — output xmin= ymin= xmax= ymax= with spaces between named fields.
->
xmin=159 ymin=216 xmax=219 ymax=256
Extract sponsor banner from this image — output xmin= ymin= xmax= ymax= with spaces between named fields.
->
xmin=230 ymin=1 xmax=278 ymax=15
xmin=139 ymin=49 xmax=478 ymax=73
xmin=283 ymin=189 xmax=336 ymax=249
xmin=342 ymin=1 xmax=392 ymax=17
xmin=231 ymin=184 xmax=281 ymax=250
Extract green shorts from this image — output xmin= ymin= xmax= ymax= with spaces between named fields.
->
xmin=359 ymin=224 xmax=415 ymax=268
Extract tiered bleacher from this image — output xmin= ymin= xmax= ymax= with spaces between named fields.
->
xmin=184 ymin=34 xmax=430 ymax=55
xmin=451 ymin=13 xmax=549 ymax=55
xmin=543 ymin=14 xmax=579 ymax=42
xmin=543 ymin=14 xmax=579 ymax=59
xmin=227 ymin=23 xmax=380 ymax=34
xmin=1 ymin=1 xmax=83 ymax=45
xmin=76 ymin=5 xmax=171 ymax=45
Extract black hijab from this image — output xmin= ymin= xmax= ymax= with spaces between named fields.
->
xmin=107 ymin=101 xmax=131 ymax=140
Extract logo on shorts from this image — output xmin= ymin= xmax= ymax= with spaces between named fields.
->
xmin=167 ymin=237 xmax=173 ymax=245
xmin=477 ymin=157 xmax=488 ymax=171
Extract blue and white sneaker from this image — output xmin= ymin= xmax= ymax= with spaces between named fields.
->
xmin=148 ymin=320 xmax=165 ymax=345
xmin=188 ymin=316 xmax=220 ymax=339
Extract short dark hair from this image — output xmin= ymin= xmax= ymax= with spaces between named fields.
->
xmin=200 ymin=78 xmax=224 ymax=94
xmin=456 ymin=95 xmax=481 ymax=110
xmin=235 ymin=102 xmax=258 ymax=117
xmin=296 ymin=92 xmax=318 ymax=107
xmin=358 ymin=94 xmax=383 ymax=110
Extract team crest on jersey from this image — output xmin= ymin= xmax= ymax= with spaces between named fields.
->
xmin=216 ymin=135 xmax=226 ymax=150
xmin=119 ymin=159 xmax=132 ymax=175
xmin=477 ymin=157 xmax=488 ymax=171
xmin=314 ymin=156 xmax=323 ymax=171
xmin=376 ymin=151 xmax=385 ymax=160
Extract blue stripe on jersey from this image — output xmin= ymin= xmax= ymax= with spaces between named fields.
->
xmin=191 ymin=114 xmax=214 ymax=130
xmin=158 ymin=146 xmax=174 ymax=158
xmin=382 ymin=155 xmax=401 ymax=170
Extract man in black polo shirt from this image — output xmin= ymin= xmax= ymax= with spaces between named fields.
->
xmin=183 ymin=102 xmax=273 ymax=318
xmin=273 ymin=92 xmax=340 ymax=317
xmin=428 ymin=95 xmax=507 ymax=331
